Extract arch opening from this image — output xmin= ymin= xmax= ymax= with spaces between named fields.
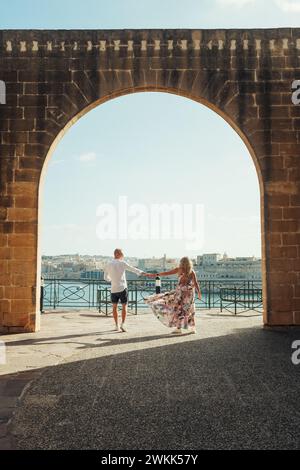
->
xmin=37 ymin=88 xmax=266 ymax=327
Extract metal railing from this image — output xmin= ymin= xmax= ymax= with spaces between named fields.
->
xmin=220 ymin=287 xmax=263 ymax=315
xmin=97 ymin=286 xmax=138 ymax=315
xmin=41 ymin=278 xmax=263 ymax=315
xmin=42 ymin=278 xmax=101 ymax=309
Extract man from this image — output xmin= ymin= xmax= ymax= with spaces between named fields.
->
xmin=104 ymin=249 xmax=146 ymax=332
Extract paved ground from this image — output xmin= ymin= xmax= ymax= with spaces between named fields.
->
xmin=1 ymin=309 xmax=300 ymax=450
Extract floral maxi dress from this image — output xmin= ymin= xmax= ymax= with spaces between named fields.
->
xmin=145 ymin=274 xmax=196 ymax=330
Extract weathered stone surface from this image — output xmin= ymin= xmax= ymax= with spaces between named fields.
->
xmin=0 ymin=28 xmax=300 ymax=331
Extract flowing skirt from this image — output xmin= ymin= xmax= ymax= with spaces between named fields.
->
xmin=145 ymin=285 xmax=196 ymax=330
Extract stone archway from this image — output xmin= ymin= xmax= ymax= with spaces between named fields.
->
xmin=1 ymin=28 xmax=299 ymax=333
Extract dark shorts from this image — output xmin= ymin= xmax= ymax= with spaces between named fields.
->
xmin=111 ymin=289 xmax=128 ymax=305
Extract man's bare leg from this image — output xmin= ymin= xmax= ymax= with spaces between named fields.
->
xmin=121 ymin=303 xmax=127 ymax=332
xmin=113 ymin=303 xmax=119 ymax=330
xmin=122 ymin=303 xmax=127 ymax=324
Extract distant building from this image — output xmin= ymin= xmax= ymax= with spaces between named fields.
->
xmin=196 ymin=253 xmax=261 ymax=280
xmin=80 ymin=270 xmax=104 ymax=280
xmin=138 ymin=254 xmax=178 ymax=273
xmin=203 ymin=253 xmax=222 ymax=265
xmin=138 ymin=257 xmax=161 ymax=271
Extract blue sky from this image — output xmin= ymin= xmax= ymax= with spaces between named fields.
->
xmin=41 ymin=93 xmax=260 ymax=258
xmin=2 ymin=0 xmax=300 ymax=29
xmin=2 ymin=0 xmax=299 ymax=258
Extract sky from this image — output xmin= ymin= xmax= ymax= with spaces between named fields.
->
xmin=2 ymin=0 xmax=299 ymax=259
xmin=1 ymin=0 xmax=300 ymax=29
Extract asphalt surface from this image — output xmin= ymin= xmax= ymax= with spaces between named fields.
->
xmin=9 ymin=312 xmax=300 ymax=450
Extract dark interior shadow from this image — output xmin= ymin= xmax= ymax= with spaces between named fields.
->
xmin=6 ymin=325 xmax=300 ymax=450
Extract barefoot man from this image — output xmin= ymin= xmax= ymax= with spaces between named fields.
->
xmin=104 ymin=249 xmax=146 ymax=332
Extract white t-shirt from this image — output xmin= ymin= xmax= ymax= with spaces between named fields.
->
xmin=104 ymin=259 xmax=143 ymax=293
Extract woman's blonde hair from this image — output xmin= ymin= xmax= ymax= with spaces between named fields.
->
xmin=179 ymin=257 xmax=193 ymax=277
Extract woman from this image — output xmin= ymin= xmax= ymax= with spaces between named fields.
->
xmin=145 ymin=257 xmax=201 ymax=334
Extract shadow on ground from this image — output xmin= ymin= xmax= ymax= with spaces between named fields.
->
xmin=9 ymin=325 xmax=300 ymax=450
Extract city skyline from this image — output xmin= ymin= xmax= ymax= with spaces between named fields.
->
xmin=41 ymin=251 xmax=262 ymax=281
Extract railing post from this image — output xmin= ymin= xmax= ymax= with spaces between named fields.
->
xmin=220 ymin=288 xmax=223 ymax=312
xmin=105 ymin=288 xmax=108 ymax=316
xmin=54 ymin=279 xmax=57 ymax=310
xmin=98 ymin=287 xmax=101 ymax=313
xmin=248 ymin=281 xmax=251 ymax=310
xmin=234 ymin=287 xmax=237 ymax=315
xmin=40 ymin=278 xmax=44 ymax=313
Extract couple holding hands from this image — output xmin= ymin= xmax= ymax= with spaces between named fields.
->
xmin=104 ymin=249 xmax=201 ymax=334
